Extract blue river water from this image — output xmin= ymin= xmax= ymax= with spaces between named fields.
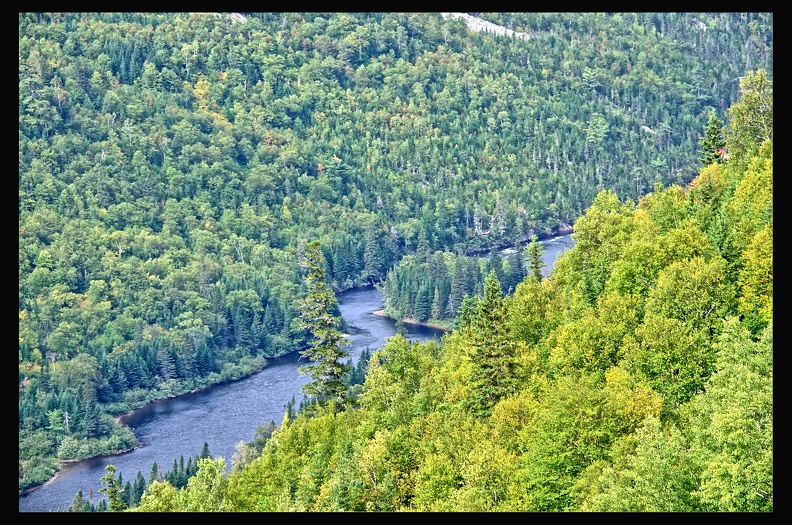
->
xmin=19 ymin=234 xmax=573 ymax=512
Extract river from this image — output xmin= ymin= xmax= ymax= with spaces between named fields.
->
xmin=18 ymin=234 xmax=573 ymax=512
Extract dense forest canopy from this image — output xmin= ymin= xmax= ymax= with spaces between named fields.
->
xmin=131 ymin=69 xmax=771 ymax=512
xmin=19 ymin=11 xmax=772 ymax=508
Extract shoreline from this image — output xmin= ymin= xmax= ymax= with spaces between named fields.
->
xmin=20 ymin=361 xmax=276 ymax=498
xmin=19 ymin=442 xmax=142 ymax=497
xmin=371 ymin=309 xmax=451 ymax=332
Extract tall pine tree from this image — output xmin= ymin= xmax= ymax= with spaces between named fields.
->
xmin=525 ymin=236 xmax=546 ymax=282
xmin=468 ymin=270 xmax=516 ymax=417
xmin=699 ymin=112 xmax=727 ymax=166
xmin=298 ymin=240 xmax=350 ymax=412
xmin=98 ymin=464 xmax=127 ymax=512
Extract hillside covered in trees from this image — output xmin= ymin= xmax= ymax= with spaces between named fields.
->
xmin=19 ymin=12 xmax=772 ymax=499
xmin=128 ymin=69 xmax=772 ymax=512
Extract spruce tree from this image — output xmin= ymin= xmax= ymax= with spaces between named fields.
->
xmin=363 ymin=226 xmax=386 ymax=283
xmin=699 ymin=112 xmax=726 ymax=166
xmin=69 ymin=488 xmax=94 ymax=512
xmin=468 ymin=270 xmax=516 ymax=417
xmin=148 ymin=461 xmax=160 ymax=486
xmin=414 ymin=282 xmax=431 ymax=322
xmin=525 ymin=236 xmax=546 ymax=282
xmin=449 ymin=256 xmax=468 ymax=317
xmin=98 ymin=465 xmax=127 ymax=512
xmin=122 ymin=480 xmax=133 ymax=508
xmin=298 ymin=240 xmax=350 ymax=412
xmin=131 ymin=471 xmax=146 ymax=508
xmin=455 ymin=295 xmax=477 ymax=330
xmin=486 ymin=247 xmax=506 ymax=291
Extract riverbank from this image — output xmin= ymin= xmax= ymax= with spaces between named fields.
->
xmin=20 ymin=357 xmax=276 ymax=497
xmin=462 ymin=224 xmax=574 ymax=258
xmin=19 ymin=441 xmax=142 ymax=497
xmin=371 ymin=309 xmax=451 ymax=332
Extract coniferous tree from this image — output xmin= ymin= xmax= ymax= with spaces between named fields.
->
xmin=348 ymin=347 xmax=372 ymax=386
xmin=525 ymin=236 xmax=546 ymax=282
xmin=17 ymin=13 xmax=774 ymax=503
xmin=122 ymin=479 xmax=133 ymax=508
xmin=148 ymin=461 xmax=161 ymax=486
xmin=164 ymin=458 xmax=178 ymax=488
xmin=394 ymin=318 xmax=408 ymax=337
xmin=285 ymin=395 xmax=297 ymax=421
xmin=69 ymin=488 xmax=94 ymax=512
xmin=455 ymin=295 xmax=478 ymax=330
xmin=430 ymin=285 xmax=443 ymax=320
xmin=131 ymin=470 xmax=146 ymax=508
xmin=698 ymin=112 xmax=726 ymax=167
xmin=414 ymin=282 xmax=431 ymax=322
xmin=486 ymin=247 xmax=506 ymax=292
xmin=468 ymin=270 xmax=516 ymax=417
xmin=449 ymin=257 xmax=468 ymax=318
xmin=417 ymin=229 xmax=432 ymax=263
xmin=364 ymin=226 xmax=388 ymax=283
xmin=506 ymin=251 xmax=527 ymax=293
xmin=298 ymin=240 xmax=350 ymax=412
xmin=98 ymin=464 xmax=127 ymax=512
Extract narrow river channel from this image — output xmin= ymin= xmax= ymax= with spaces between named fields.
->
xmin=19 ymin=234 xmax=573 ymax=512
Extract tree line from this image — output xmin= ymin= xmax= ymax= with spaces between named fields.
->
xmin=380 ymin=235 xmax=546 ymax=328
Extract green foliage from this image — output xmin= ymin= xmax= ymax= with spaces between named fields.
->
xmin=645 ymin=255 xmax=735 ymax=338
xmin=524 ymin=236 xmax=546 ymax=283
xmin=219 ymin=67 xmax=771 ymax=511
xmin=698 ymin=112 xmax=726 ymax=167
xmin=682 ymin=318 xmax=773 ymax=511
xmin=726 ymin=69 xmax=773 ymax=166
xmin=565 ymin=190 xmax=636 ymax=306
xmin=516 ymin=373 xmax=633 ymax=510
xmin=18 ymin=12 xmax=772 ymax=509
xmin=177 ymin=457 xmax=231 ymax=511
xmin=737 ymin=223 xmax=772 ymax=333
xmin=361 ymin=336 xmax=441 ymax=428
xmin=134 ymin=480 xmax=181 ymax=512
xmin=466 ymin=271 xmax=516 ymax=417
xmin=298 ymin=241 xmax=350 ymax=411
xmin=573 ymin=416 xmax=699 ymax=511
xmin=507 ymin=276 xmax=564 ymax=347
xmin=99 ymin=464 xmax=127 ymax=512
xmin=621 ymin=314 xmax=712 ymax=420
xmin=69 ymin=488 xmax=95 ymax=512
xmin=546 ymin=290 xmax=639 ymax=378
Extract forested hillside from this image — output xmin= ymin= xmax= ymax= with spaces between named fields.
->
xmin=130 ymin=69 xmax=772 ymax=512
xmin=19 ymin=12 xmax=772 ymax=498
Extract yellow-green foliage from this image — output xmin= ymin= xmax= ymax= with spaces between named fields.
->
xmin=728 ymin=140 xmax=773 ymax=254
xmin=138 ymin=80 xmax=772 ymax=513
xmin=738 ymin=223 xmax=772 ymax=327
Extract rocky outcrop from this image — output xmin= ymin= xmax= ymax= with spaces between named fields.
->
xmin=441 ymin=12 xmax=532 ymax=40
